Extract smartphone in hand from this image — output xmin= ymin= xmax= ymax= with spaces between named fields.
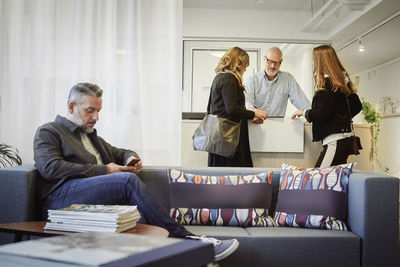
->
xmin=126 ymin=158 xmax=140 ymax=166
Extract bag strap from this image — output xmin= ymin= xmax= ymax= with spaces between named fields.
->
xmin=207 ymin=73 xmax=224 ymax=115
xmin=346 ymin=96 xmax=356 ymax=135
xmin=206 ymin=87 xmax=212 ymax=115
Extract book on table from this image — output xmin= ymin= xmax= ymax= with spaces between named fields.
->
xmin=45 ymin=204 xmax=141 ymax=233
xmin=0 ymin=232 xmax=214 ymax=267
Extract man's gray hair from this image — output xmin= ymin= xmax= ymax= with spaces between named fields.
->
xmin=67 ymin=83 xmax=103 ymax=106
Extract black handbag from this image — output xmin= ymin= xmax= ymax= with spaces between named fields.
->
xmin=192 ymin=87 xmax=240 ymax=158
xmin=344 ymin=135 xmax=362 ymax=155
xmin=346 ymin=97 xmax=363 ymax=155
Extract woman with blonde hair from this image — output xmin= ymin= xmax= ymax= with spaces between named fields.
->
xmin=292 ymin=45 xmax=362 ymax=167
xmin=208 ymin=47 xmax=267 ymax=167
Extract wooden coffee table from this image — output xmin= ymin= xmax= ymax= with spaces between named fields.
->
xmin=0 ymin=221 xmax=168 ymax=242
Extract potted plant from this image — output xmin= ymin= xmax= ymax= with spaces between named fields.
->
xmin=361 ymin=100 xmax=387 ymax=170
xmin=0 ymin=143 xmax=22 ymax=168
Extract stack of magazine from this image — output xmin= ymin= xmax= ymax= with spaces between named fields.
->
xmin=44 ymin=204 xmax=141 ymax=233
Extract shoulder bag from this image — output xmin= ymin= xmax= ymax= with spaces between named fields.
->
xmin=345 ymin=96 xmax=363 ymax=155
xmin=192 ymin=86 xmax=240 ymax=158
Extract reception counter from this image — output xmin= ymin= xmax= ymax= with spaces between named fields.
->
xmin=182 ymin=118 xmax=373 ymax=171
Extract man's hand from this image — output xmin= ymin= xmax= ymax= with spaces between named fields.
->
xmin=291 ymin=109 xmax=304 ymax=119
xmin=106 ymin=159 xmax=143 ymax=175
xmin=128 ymin=157 xmax=142 ymax=174
xmin=251 ymin=117 xmax=264 ymax=124
xmin=253 ymin=108 xmax=267 ymax=122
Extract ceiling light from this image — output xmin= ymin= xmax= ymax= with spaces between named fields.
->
xmin=358 ymin=40 xmax=365 ymax=52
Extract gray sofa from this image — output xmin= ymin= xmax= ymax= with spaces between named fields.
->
xmin=0 ymin=164 xmax=398 ymax=267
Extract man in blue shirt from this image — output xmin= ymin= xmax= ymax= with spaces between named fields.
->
xmin=244 ymin=47 xmax=311 ymax=119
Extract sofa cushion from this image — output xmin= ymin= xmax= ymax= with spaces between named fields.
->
xmin=185 ymin=226 xmax=360 ymax=267
xmin=274 ymin=163 xmax=355 ymax=230
xmin=167 ymin=169 xmax=274 ymax=227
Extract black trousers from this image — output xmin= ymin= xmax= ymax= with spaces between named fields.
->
xmin=315 ymin=138 xmax=352 ymax=168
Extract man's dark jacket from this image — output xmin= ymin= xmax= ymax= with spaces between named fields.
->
xmin=34 ymin=115 xmax=138 ymax=200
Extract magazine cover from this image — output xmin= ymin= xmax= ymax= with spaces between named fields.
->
xmin=48 ymin=204 xmax=139 ymax=219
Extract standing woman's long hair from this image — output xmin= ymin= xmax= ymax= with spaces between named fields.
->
xmin=313 ymin=45 xmax=356 ymax=96
xmin=215 ymin=47 xmax=249 ymax=88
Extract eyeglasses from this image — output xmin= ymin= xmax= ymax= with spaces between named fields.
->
xmin=265 ymin=57 xmax=282 ymax=66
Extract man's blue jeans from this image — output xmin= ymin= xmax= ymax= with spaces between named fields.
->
xmin=42 ymin=172 xmax=192 ymax=238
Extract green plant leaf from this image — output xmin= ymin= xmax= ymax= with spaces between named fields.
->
xmin=0 ymin=143 xmax=22 ymax=168
xmin=361 ymin=100 xmax=382 ymax=124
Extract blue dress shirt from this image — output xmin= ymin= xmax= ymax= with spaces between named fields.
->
xmin=244 ymin=71 xmax=311 ymax=117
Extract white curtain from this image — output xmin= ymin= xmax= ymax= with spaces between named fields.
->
xmin=0 ymin=0 xmax=183 ymax=166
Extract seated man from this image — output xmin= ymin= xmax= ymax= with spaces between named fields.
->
xmin=34 ymin=82 xmax=239 ymax=262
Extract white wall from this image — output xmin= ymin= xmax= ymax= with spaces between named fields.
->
xmin=183 ymin=8 xmax=323 ymax=40
xmin=357 ymin=59 xmax=400 ymax=106
xmin=355 ymin=58 xmax=400 ymax=176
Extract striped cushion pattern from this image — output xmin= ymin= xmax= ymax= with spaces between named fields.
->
xmin=168 ymin=169 xmax=274 ymax=227
xmin=274 ymin=163 xmax=355 ymax=230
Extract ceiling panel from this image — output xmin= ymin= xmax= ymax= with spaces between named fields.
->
xmin=337 ymin=14 xmax=400 ymax=74
xmin=183 ymin=0 xmax=312 ymax=11
xmin=331 ymin=0 xmax=400 ymax=48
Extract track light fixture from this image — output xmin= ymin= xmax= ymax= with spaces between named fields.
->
xmin=358 ymin=39 xmax=365 ymax=52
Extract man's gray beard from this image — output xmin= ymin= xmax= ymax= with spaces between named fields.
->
xmin=69 ymin=110 xmax=94 ymax=133
xmin=266 ymin=69 xmax=276 ymax=77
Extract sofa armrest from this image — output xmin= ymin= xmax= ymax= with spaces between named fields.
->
xmin=348 ymin=170 xmax=399 ymax=267
xmin=0 ymin=164 xmax=42 ymax=223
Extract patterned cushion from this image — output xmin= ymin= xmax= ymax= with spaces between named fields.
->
xmin=274 ymin=163 xmax=356 ymax=230
xmin=167 ymin=169 xmax=274 ymax=227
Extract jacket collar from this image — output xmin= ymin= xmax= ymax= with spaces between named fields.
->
xmin=55 ymin=115 xmax=97 ymax=135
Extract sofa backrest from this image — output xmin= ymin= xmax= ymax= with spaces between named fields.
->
xmin=138 ymin=166 xmax=282 ymax=213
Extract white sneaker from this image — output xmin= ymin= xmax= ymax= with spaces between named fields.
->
xmin=186 ymin=235 xmax=239 ymax=262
